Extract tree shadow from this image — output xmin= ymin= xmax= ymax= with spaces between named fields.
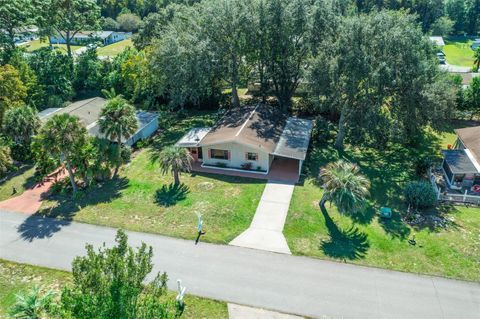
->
xmin=378 ymin=210 xmax=411 ymax=240
xmin=154 ymin=183 xmax=190 ymax=207
xmin=19 ymin=178 xmax=130 ymax=241
xmin=319 ymin=205 xmax=370 ymax=260
xmin=17 ymin=211 xmax=75 ymax=242
xmin=349 ymin=205 xmax=375 ymax=225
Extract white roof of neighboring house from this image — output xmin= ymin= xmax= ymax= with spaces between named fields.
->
xmin=175 ymin=127 xmax=212 ymax=147
xmin=429 ymin=36 xmax=445 ymax=46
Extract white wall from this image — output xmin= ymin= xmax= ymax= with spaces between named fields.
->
xmin=201 ymin=142 xmax=270 ymax=171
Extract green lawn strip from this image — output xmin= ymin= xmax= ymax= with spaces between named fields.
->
xmin=443 ymin=37 xmax=475 ymax=67
xmin=39 ymin=111 xmax=266 ymax=244
xmin=0 ymin=259 xmax=228 ymax=318
xmin=284 ymin=123 xmax=480 ymax=282
xmin=0 ymin=165 xmax=36 ymax=202
xmin=24 ymin=38 xmax=83 ymax=54
xmin=96 ymin=38 xmax=133 ymax=57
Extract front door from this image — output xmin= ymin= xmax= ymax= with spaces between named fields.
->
xmin=189 ymin=148 xmax=199 ymax=162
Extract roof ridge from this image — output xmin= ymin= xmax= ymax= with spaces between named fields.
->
xmin=235 ymin=104 xmax=258 ymax=137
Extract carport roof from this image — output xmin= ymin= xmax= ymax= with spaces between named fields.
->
xmin=273 ymin=117 xmax=313 ymax=161
xmin=175 ymin=127 xmax=211 ymax=147
xmin=442 ymin=149 xmax=480 ymax=174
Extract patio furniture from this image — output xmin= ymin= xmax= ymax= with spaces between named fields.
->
xmin=380 ymin=207 xmax=392 ymax=219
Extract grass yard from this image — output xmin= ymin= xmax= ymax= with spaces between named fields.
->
xmin=96 ymin=38 xmax=133 ymax=57
xmin=284 ymin=121 xmax=480 ymax=281
xmin=0 ymin=165 xmax=36 ymax=202
xmin=23 ymin=38 xmax=83 ymax=54
xmin=39 ymin=111 xmax=266 ymax=244
xmin=443 ymin=37 xmax=476 ymax=67
xmin=0 ymin=259 xmax=228 ymax=318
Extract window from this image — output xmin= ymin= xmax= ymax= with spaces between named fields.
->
xmin=246 ymin=152 xmax=258 ymax=161
xmin=210 ymin=149 xmax=229 ymax=160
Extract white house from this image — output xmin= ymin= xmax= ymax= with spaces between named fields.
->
xmin=49 ymin=31 xmax=131 ymax=46
xmin=38 ymin=97 xmax=158 ymax=147
xmin=176 ymin=104 xmax=313 ymax=181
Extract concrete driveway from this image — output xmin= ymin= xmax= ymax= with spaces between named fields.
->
xmin=1 ymin=210 xmax=479 ymax=319
xmin=230 ymin=181 xmax=294 ymax=254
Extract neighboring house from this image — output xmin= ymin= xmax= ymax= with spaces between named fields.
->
xmin=429 ymin=36 xmax=445 ymax=47
xmin=471 ymin=39 xmax=480 ymax=51
xmin=441 ymin=126 xmax=480 ymax=191
xmin=176 ymin=104 xmax=313 ymax=180
xmin=49 ymin=31 xmax=132 ymax=46
xmin=38 ymin=97 xmax=158 ymax=147
xmin=12 ymin=26 xmax=39 ymax=44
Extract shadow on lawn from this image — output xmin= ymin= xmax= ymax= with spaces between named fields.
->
xmin=154 ymin=183 xmax=190 ymax=207
xmin=18 ymin=177 xmax=129 ymax=242
xmin=378 ymin=210 xmax=411 ymax=240
xmin=319 ymin=205 xmax=370 ymax=261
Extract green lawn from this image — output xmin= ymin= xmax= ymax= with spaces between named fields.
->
xmin=443 ymin=37 xmax=476 ymax=67
xmin=0 ymin=259 xmax=228 ymax=318
xmin=0 ymin=165 xmax=36 ymax=202
xmin=96 ymin=38 xmax=133 ymax=57
xmin=23 ymin=38 xmax=83 ymax=54
xmin=39 ymin=111 xmax=266 ymax=244
xmin=284 ymin=122 xmax=480 ymax=282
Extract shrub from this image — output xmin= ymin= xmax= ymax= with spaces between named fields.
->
xmin=414 ymin=156 xmax=433 ymax=177
xmin=240 ymin=162 xmax=252 ymax=170
xmin=312 ymin=116 xmax=334 ymax=143
xmin=404 ymin=181 xmax=437 ymax=209
xmin=216 ymin=162 xmax=227 ymax=168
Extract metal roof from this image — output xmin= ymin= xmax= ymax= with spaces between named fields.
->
xmin=175 ymin=127 xmax=211 ymax=147
xmin=429 ymin=36 xmax=445 ymax=46
xmin=38 ymin=108 xmax=61 ymax=119
xmin=89 ymin=110 xmax=158 ymax=143
xmin=273 ymin=117 xmax=313 ymax=161
xmin=442 ymin=149 xmax=480 ymax=174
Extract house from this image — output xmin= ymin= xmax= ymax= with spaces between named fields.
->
xmin=440 ymin=126 xmax=480 ymax=191
xmin=471 ymin=39 xmax=480 ymax=51
xmin=38 ymin=97 xmax=158 ymax=146
xmin=429 ymin=36 xmax=445 ymax=47
xmin=175 ymin=104 xmax=313 ymax=182
xmin=49 ymin=31 xmax=131 ymax=46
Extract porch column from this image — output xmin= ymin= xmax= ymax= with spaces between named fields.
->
xmin=298 ymin=160 xmax=303 ymax=176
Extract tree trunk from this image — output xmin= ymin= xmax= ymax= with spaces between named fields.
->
xmin=173 ymin=169 xmax=180 ymax=185
xmin=64 ymin=156 xmax=77 ymax=194
xmin=113 ymin=136 xmax=122 ymax=178
xmin=231 ymin=54 xmax=240 ymax=108
xmin=334 ymin=110 xmax=347 ymax=150
xmin=320 ymin=191 xmax=328 ymax=208
xmin=66 ymin=31 xmax=72 ymax=58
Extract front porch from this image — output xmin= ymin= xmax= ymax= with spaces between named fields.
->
xmin=191 ymin=156 xmax=300 ymax=183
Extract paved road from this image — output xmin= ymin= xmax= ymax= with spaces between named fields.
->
xmin=1 ymin=210 xmax=479 ymax=319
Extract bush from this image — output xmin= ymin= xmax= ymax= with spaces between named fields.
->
xmin=414 ymin=156 xmax=433 ymax=177
xmin=240 ymin=162 xmax=252 ymax=170
xmin=312 ymin=116 xmax=334 ymax=143
xmin=404 ymin=181 xmax=437 ymax=209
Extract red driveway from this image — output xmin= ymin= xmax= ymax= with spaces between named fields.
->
xmin=0 ymin=170 xmax=66 ymax=215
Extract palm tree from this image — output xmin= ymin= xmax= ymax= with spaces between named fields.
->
xmin=38 ymin=114 xmax=88 ymax=193
xmin=0 ymin=144 xmax=12 ymax=175
xmin=474 ymin=47 xmax=480 ymax=72
xmin=98 ymin=96 xmax=138 ymax=177
xmin=158 ymin=146 xmax=193 ymax=185
xmin=319 ymin=160 xmax=370 ymax=214
xmin=9 ymin=286 xmax=54 ymax=319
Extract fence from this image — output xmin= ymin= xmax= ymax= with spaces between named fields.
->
xmin=429 ymin=168 xmax=480 ymax=206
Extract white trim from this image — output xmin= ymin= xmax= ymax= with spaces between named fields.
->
xmin=465 ymin=149 xmax=480 ymax=173
xmin=201 ymin=163 xmax=269 ymax=175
